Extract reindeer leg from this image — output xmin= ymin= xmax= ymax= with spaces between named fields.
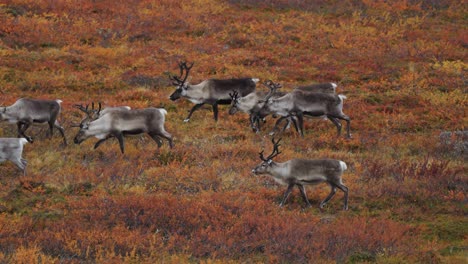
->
xmin=280 ymin=183 xmax=295 ymax=207
xmin=157 ymin=130 xmax=174 ymax=149
xmin=291 ymin=116 xmax=300 ymax=134
xmin=114 ymin=132 xmax=125 ymax=154
xmin=94 ymin=136 xmax=113 ymax=149
xmin=335 ymin=183 xmax=349 ymax=210
xmin=328 ymin=116 xmax=342 ymax=137
xmin=280 ymin=117 xmax=290 ymax=133
xmin=296 ymin=112 xmax=305 ymax=137
xmin=18 ymin=122 xmax=33 ymax=143
xmin=185 ymin=103 xmax=204 ymax=122
xmin=48 ymin=121 xmax=54 ymax=138
xmin=54 ymin=120 xmax=68 ymax=145
xmin=12 ymin=158 xmax=27 ymax=176
xmin=212 ymin=103 xmax=219 ymax=122
xmin=255 ymin=115 xmax=262 ymax=132
xmin=269 ymin=116 xmax=286 ymax=136
xmin=329 ymin=114 xmax=351 ymax=139
xmin=256 ymin=115 xmax=262 ymax=131
xmin=344 ymin=116 xmax=351 ymax=139
xmin=149 ymin=133 xmax=163 ymax=148
xmin=319 ymin=184 xmax=337 ymax=209
xmin=249 ymin=114 xmax=257 ymax=132
xmin=17 ymin=122 xmax=24 ymax=138
xmin=297 ymin=184 xmax=312 ymax=207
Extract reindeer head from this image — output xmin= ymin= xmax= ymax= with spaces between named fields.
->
xmin=257 ymin=80 xmax=284 ymax=114
xmin=72 ymin=102 xmax=102 ymax=128
xmin=72 ymin=102 xmax=102 ymax=144
xmin=252 ymin=138 xmax=282 ymax=175
xmin=169 ymin=61 xmax=194 ymax=101
xmin=228 ymin=90 xmax=240 ymax=115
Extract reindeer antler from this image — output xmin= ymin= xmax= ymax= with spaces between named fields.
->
xmin=170 ymin=61 xmax=194 ymax=86
xmin=73 ymin=104 xmax=90 ymax=114
xmin=74 ymin=102 xmax=102 ymax=117
xmin=262 ymin=80 xmax=282 ymax=102
xmin=259 ymin=137 xmax=282 ymax=161
xmin=94 ymin=102 xmax=102 ymax=116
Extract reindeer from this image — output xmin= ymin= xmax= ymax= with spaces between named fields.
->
xmin=252 ymin=138 xmax=349 ymax=210
xmin=169 ymin=61 xmax=259 ymax=122
xmin=73 ymin=106 xmax=173 ymax=153
xmin=261 ymin=84 xmax=351 ymax=138
xmin=294 ymin=82 xmax=337 ymax=94
xmin=72 ymin=103 xmax=132 ymax=149
xmin=0 ymin=138 xmax=28 ymax=175
xmin=229 ymin=81 xmax=286 ymax=133
xmin=0 ymin=98 xmax=67 ymax=145
xmin=262 ymin=81 xmax=342 ymax=136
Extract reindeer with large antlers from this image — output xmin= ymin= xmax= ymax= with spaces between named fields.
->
xmin=169 ymin=61 xmax=259 ymax=122
xmin=252 ymin=138 xmax=349 ymax=210
xmin=72 ymin=102 xmax=131 ymax=149
xmin=73 ymin=103 xmax=172 ymax=153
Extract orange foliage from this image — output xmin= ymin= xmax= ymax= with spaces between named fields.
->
xmin=0 ymin=0 xmax=466 ymax=262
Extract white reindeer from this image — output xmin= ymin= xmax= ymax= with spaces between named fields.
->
xmin=0 ymin=138 xmax=28 ymax=175
xmin=0 ymin=98 xmax=67 ymax=144
xmin=73 ymin=106 xmax=173 ymax=153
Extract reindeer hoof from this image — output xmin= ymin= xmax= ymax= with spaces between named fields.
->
xmin=183 ymin=119 xmax=190 ymax=123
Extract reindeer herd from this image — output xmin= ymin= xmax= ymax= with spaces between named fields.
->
xmin=0 ymin=62 xmax=351 ymax=210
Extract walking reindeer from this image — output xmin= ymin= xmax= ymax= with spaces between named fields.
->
xmin=169 ymin=61 xmax=259 ymax=122
xmin=265 ymin=81 xmax=343 ymax=136
xmin=0 ymin=98 xmax=67 ymax=145
xmin=261 ymin=82 xmax=351 ymax=138
xmin=229 ymin=80 xmax=286 ymax=133
xmin=252 ymin=138 xmax=349 ymax=210
xmin=229 ymin=80 xmax=341 ymax=134
xmin=73 ymin=103 xmax=173 ymax=153
xmin=0 ymin=138 xmax=28 ymax=175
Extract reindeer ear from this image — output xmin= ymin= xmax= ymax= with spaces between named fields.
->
xmin=267 ymin=160 xmax=273 ymax=165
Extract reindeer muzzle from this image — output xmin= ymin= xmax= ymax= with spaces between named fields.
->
xmin=169 ymin=91 xmax=181 ymax=101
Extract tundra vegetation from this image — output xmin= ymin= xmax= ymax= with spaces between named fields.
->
xmin=0 ymin=0 xmax=466 ymax=263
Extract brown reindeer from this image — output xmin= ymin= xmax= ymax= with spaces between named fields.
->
xmin=169 ymin=61 xmax=259 ymax=122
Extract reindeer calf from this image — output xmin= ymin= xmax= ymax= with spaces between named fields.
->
xmin=0 ymin=138 xmax=28 ymax=175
